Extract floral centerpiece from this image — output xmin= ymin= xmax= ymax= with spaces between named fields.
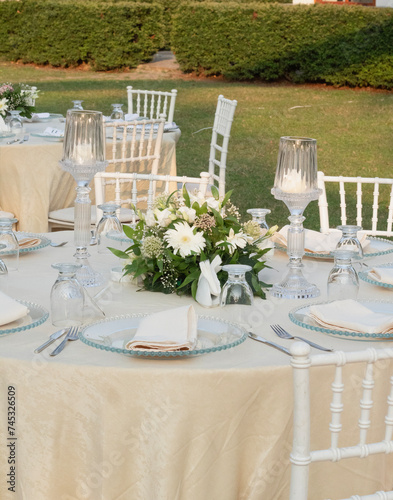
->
xmin=111 ymin=187 xmax=276 ymax=303
xmin=0 ymin=83 xmax=39 ymax=119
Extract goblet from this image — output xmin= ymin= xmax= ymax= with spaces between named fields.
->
xmin=247 ymin=208 xmax=271 ymax=230
xmin=0 ymin=218 xmax=19 ymax=271
xmin=327 ymin=250 xmax=359 ymax=301
xmin=96 ymin=203 xmax=122 ymax=254
xmin=220 ymin=264 xmax=254 ymax=328
xmin=110 ymin=104 xmax=124 ymax=121
xmin=71 ymin=100 xmax=84 ymax=111
xmin=271 ymin=136 xmax=322 ymax=299
xmin=336 ymin=225 xmax=364 ymax=259
xmin=50 ymin=263 xmax=84 ymax=327
xmin=59 ymin=110 xmax=108 ymax=286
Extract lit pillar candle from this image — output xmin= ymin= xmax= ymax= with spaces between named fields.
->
xmin=280 ymin=170 xmax=307 ymax=193
xmin=75 ymin=143 xmax=93 ymax=164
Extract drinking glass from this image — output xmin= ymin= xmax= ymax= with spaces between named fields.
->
xmin=8 ymin=110 xmax=24 ymax=138
xmin=0 ymin=218 xmax=19 ymax=271
xmin=327 ymin=250 xmax=359 ymax=301
xmin=50 ymin=263 xmax=84 ymax=326
xmin=336 ymin=225 xmax=364 ymax=260
xmin=96 ymin=203 xmax=122 ymax=254
xmin=110 ymin=104 xmax=124 ymax=121
xmin=247 ymin=208 xmax=271 ymax=230
xmin=220 ymin=264 xmax=254 ymax=328
xmin=71 ymin=100 xmax=84 ymax=111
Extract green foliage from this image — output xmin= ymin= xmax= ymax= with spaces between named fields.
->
xmin=171 ymin=3 xmax=393 ymax=89
xmin=112 ymin=189 xmax=273 ymax=299
xmin=0 ymin=0 xmax=164 ymax=70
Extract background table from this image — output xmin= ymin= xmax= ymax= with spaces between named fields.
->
xmin=0 ymin=233 xmax=392 ymax=500
xmin=0 ymin=118 xmax=181 ymax=232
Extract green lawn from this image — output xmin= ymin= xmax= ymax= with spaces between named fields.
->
xmin=2 ymin=63 xmax=393 ymax=230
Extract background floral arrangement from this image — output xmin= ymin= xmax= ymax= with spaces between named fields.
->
xmin=0 ymin=83 xmax=38 ymax=119
xmin=111 ymin=187 xmax=276 ymax=300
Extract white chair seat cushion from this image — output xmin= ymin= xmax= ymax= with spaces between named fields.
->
xmin=48 ymin=206 xmax=135 ymax=224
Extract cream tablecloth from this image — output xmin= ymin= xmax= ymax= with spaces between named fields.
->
xmin=0 ymin=232 xmax=392 ymax=500
xmin=0 ymin=118 xmax=181 ymax=233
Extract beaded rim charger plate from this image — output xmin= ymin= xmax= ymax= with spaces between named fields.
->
xmin=79 ymin=314 xmax=247 ymax=358
xmin=359 ymin=263 xmax=393 ymax=289
xmin=289 ymin=299 xmax=393 ymax=340
xmin=275 ymin=236 xmax=393 ymax=260
xmin=0 ymin=232 xmax=51 ymax=255
xmin=0 ymin=300 xmax=49 ymax=335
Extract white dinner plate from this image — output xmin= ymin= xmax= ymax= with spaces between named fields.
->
xmin=80 ymin=314 xmax=247 ymax=358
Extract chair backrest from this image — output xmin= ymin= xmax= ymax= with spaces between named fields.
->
xmin=127 ymin=87 xmax=177 ymax=124
xmin=318 ymin=171 xmax=393 ymax=236
xmin=207 ymin=94 xmax=237 ymax=198
xmin=94 ymin=171 xmax=212 ymax=224
xmin=290 ymin=341 xmax=393 ymax=500
xmin=104 ymin=116 xmax=165 ymax=176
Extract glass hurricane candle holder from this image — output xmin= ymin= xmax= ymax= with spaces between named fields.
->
xmin=271 ymin=136 xmax=322 ymax=299
xmin=59 ymin=110 xmax=108 ymax=286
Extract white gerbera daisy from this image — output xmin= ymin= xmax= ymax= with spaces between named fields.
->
xmin=0 ymin=98 xmax=8 ymax=115
xmin=164 ymin=222 xmax=206 ymax=258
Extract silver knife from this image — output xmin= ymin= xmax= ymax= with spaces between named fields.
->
xmin=248 ymin=332 xmax=291 ymax=356
xmin=34 ymin=328 xmax=68 ymax=353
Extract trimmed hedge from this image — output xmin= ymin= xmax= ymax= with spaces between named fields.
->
xmin=171 ymin=2 xmax=393 ymax=89
xmin=0 ymin=0 xmax=164 ymax=70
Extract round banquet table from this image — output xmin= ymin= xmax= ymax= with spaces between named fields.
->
xmin=0 ymin=118 xmax=181 ymax=233
xmin=0 ymin=231 xmax=392 ymax=500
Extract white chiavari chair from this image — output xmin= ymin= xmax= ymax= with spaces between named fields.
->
xmin=94 ymin=171 xmax=212 ymax=225
xmin=183 ymin=94 xmax=237 ymax=198
xmin=290 ymin=341 xmax=393 ymax=500
xmin=318 ymin=171 xmax=393 ymax=236
xmin=127 ymin=87 xmax=177 ymax=124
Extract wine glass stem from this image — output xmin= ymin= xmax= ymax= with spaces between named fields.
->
xmin=74 ymin=184 xmax=91 ymax=248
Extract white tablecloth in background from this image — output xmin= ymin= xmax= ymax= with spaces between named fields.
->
xmin=0 ymin=232 xmax=392 ymax=500
xmin=0 ymin=119 xmax=181 ymax=232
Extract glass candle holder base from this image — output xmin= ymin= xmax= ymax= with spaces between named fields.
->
xmin=74 ymin=249 xmax=105 ymax=288
xmin=271 ymin=268 xmax=320 ymax=299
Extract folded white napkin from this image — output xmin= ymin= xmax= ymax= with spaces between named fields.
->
xmin=125 ymin=305 xmax=198 ymax=351
xmin=18 ymin=237 xmax=40 ymax=249
xmin=368 ymin=267 xmax=393 ymax=285
xmin=0 ymin=115 xmax=8 ymax=132
xmin=0 ymin=291 xmax=29 ymax=326
xmin=124 ymin=113 xmax=139 ymax=121
xmin=272 ymin=226 xmax=370 ymax=254
xmin=33 ymin=113 xmax=50 ymax=119
xmin=196 ymin=256 xmax=222 ymax=307
xmin=42 ymin=127 xmax=64 ymax=137
xmin=308 ymin=299 xmax=393 ymax=334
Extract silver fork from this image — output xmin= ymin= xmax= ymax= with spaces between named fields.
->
xmin=50 ymin=326 xmax=80 ymax=356
xmin=270 ymin=324 xmax=333 ymax=352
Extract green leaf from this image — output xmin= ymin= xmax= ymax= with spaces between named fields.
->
xmin=123 ymin=225 xmax=135 ymax=239
xmin=108 ymin=247 xmax=130 ymax=259
xmin=210 ymin=185 xmax=219 ymax=200
xmin=191 ymin=278 xmax=198 ymax=300
xmin=221 ymin=189 xmax=233 ymax=207
xmin=177 ymin=269 xmax=201 ymax=289
xmin=182 ymin=185 xmax=191 ymax=207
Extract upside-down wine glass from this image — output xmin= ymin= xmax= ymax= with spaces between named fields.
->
xmin=247 ymin=208 xmax=271 ymax=230
xmin=271 ymin=136 xmax=322 ymax=299
xmin=59 ymin=110 xmax=108 ymax=286
xmin=71 ymin=100 xmax=84 ymax=111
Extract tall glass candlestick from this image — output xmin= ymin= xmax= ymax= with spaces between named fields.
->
xmin=59 ymin=110 xmax=108 ymax=287
xmin=271 ymin=136 xmax=322 ymax=299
